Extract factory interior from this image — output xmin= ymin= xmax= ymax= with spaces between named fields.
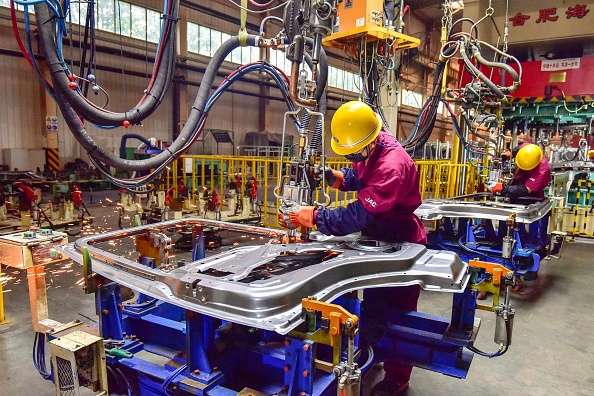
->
xmin=1 ymin=0 xmax=594 ymax=395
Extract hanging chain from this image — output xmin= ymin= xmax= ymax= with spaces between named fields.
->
xmin=442 ymin=0 xmax=453 ymax=39
xmin=486 ymin=0 xmax=494 ymax=16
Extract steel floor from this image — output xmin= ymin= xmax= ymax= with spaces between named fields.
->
xmin=1 ymin=190 xmax=593 ymax=396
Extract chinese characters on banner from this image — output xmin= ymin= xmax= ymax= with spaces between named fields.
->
xmin=509 ymin=4 xmax=590 ymax=27
xmin=540 ymin=58 xmax=581 ymax=71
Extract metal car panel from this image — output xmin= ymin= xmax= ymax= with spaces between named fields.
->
xmin=415 ymin=198 xmax=552 ymax=224
xmin=59 ymin=219 xmax=469 ymax=334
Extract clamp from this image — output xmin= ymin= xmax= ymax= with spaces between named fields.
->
xmin=469 ymin=259 xmax=514 ymax=312
xmin=289 ymin=297 xmax=359 ymax=372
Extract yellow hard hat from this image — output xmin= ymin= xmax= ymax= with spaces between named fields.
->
xmin=588 ymin=150 xmax=594 ymax=159
xmin=516 ymin=144 xmax=543 ymax=171
xmin=330 ymin=101 xmax=382 ymax=155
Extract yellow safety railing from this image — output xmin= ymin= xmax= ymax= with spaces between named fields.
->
xmin=435 ymin=163 xmax=480 ymax=198
xmin=1 ymin=265 xmax=10 ymax=324
xmin=162 ymin=156 xmax=481 ymax=227
xmin=417 ymin=160 xmax=448 ymax=199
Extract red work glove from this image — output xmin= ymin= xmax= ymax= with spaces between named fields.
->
xmin=491 ymin=182 xmax=503 ymax=195
xmin=278 ymin=200 xmax=316 ymax=229
xmin=324 ymin=166 xmax=344 ymax=189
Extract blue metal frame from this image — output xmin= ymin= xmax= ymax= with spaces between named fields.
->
xmin=48 ymin=227 xmax=498 ymax=395
xmin=90 ymin=286 xmax=483 ymax=395
xmin=429 ymin=216 xmax=547 ymax=276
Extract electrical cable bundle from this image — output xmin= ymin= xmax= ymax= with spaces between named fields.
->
xmin=401 ymin=43 xmax=458 ymax=153
xmin=161 ymin=363 xmax=187 ymax=395
xmin=63 ymin=0 xmax=178 ymax=126
xmin=86 ymin=60 xmax=303 ymax=189
xmin=27 ymin=2 xmax=328 ymax=190
xmin=33 ymin=332 xmax=53 ymax=380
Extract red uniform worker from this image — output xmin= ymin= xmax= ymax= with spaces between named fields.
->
xmin=494 ymin=143 xmax=550 ymax=200
xmin=279 ymin=101 xmax=426 ymax=395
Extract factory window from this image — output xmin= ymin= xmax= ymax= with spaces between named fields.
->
xmin=130 ymin=5 xmax=147 ymax=40
xmin=327 ymin=67 xmax=358 ymax=93
xmin=187 ymin=22 xmax=199 ymax=53
xmin=199 ymin=26 xmax=211 ymax=56
xmin=69 ymin=1 xmax=90 ymax=25
xmin=115 ymin=2 xmax=132 ymax=37
xmin=97 ymin=0 xmax=115 ymax=32
xmin=2 ymin=0 xmax=34 ymax=13
xmin=185 ymin=21 xmax=356 ymax=93
xmin=401 ymin=89 xmax=423 ymax=108
xmin=146 ymin=9 xmax=161 ymax=43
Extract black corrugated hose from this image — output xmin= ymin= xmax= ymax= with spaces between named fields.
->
xmin=403 ymin=42 xmax=458 ymax=153
xmin=34 ymin=1 xmax=178 ymax=126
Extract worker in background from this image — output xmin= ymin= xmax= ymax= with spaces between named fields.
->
xmin=11 ymin=180 xmax=38 ymax=227
xmin=588 ymin=149 xmax=594 ymax=163
xmin=492 ymin=143 xmax=551 ymax=200
xmin=278 ymin=101 xmax=426 ymax=396
xmin=178 ymin=179 xmax=189 ymax=202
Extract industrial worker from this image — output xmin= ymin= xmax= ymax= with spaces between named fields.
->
xmin=492 ymin=143 xmax=551 ymax=200
xmin=588 ymin=150 xmax=594 ymax=163
xmin=278 ymin=101 xmax=426 ymax=396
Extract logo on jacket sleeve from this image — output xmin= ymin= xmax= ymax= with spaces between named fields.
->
xmin=365 ymin=197 xmax=377 ymax=207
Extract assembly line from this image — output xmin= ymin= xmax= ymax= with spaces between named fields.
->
xmin=0 ymin=0 xmax=593 ymax=395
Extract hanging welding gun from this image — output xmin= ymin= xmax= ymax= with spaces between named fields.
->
xmin=283 ymin=0 xmax=337 ymax=108
xmin=444 ymin=14 xmax=522 ymax=108
xmin=275 ymin=108 xmax=331 ymax=240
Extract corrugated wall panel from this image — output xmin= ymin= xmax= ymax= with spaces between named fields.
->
xmin=0 ymin=55 xmax=44 ymax=151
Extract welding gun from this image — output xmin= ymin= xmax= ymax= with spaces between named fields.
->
xmin=275 ymin=109 xmax=331 ymax=241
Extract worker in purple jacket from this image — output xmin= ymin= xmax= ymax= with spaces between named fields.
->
xmin=279 ymin=101 xmax=426 ymax=396
xmin=492 ymin=143 xmax=550 ymax=200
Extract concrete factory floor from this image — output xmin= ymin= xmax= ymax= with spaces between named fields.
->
xmin=1 ymin=190 xmax=593 ymax=396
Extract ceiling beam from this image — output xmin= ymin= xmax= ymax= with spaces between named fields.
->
xmin=407 ymin=0 xmax=444 ymax=12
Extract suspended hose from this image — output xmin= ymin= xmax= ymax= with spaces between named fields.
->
xmin=470 ymin=43 xmax=520 ymax=93
xmin=359 ymin=345 xmax=376 ymax=372
xmin=36 ymin=2 xmax=259 ymax=172
xmin=162 ymin=364 xmax=187 ymax=395
xmin=34 ymin=1 xmax=179 ymax=126
xmin=403 ymin=43 xmax=457 ymax=153
xmin=467 ymin=315 xmax=511 ymax=358
xmin=459 ymin=38 xmax=506 ymax=100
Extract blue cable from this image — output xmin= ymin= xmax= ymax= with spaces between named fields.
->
xmin=91 ymin=61 xmax=302 ymax=188
xmin=32 ymin=333 xmax=52 ymax=380
xmin=359 ymin=346 xmax=375 ymax=372
xmin=161 ymin=364 xmax=187 ymax=395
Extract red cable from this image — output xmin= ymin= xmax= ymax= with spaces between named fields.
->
xmin=136 ymin=1 xmax=174 ymax=106
xmin=10 ymin=1 xmax=34 ymax=68
xmin=10 ymin=1 xmax=55 ymax=90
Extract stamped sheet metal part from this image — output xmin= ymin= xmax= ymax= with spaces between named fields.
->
xmin=415 ymin=198 xmax=553 ymax=224
xmin=59 ymin=219 xmax=469 ymax=334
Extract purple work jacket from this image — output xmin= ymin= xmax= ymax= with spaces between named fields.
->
xmin=510 ymin=157 xmax=551 ymax=198
xmin=316 ymin=131 xmax=427 ymax=245
xmin=511 ymin=143 xmax=551 ymax=198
